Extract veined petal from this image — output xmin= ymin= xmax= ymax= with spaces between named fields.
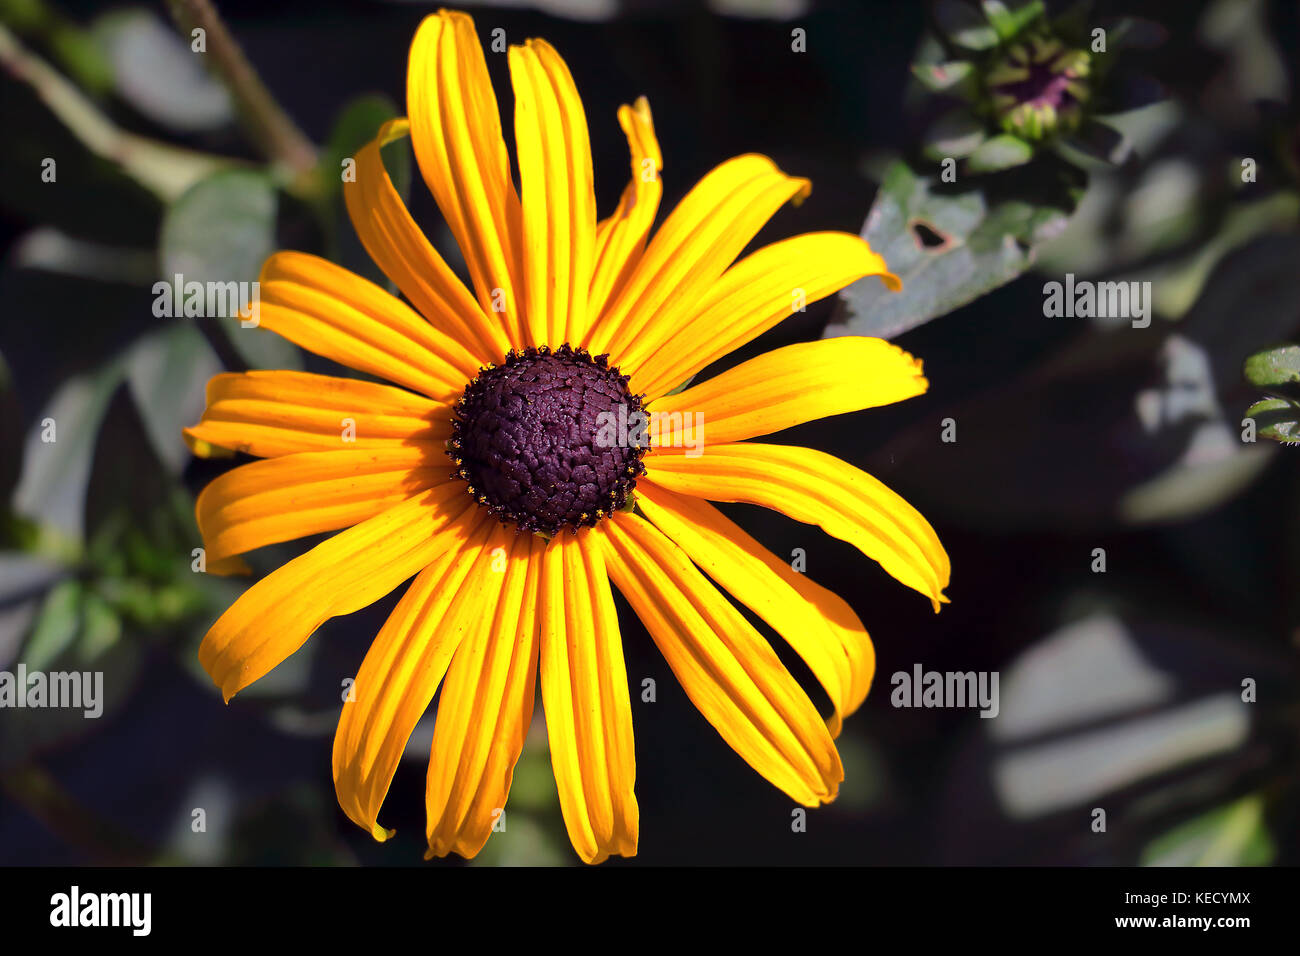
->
xmin=408 ymin=11 xmax=524 ymax=346
xmin=539 ymin=529 xmax=637 ymax=864
xmin=631 ymin=232 xmax=900 ymax=399
xmin=333 ymin=513 xmax=496 ymax=842
xmin=584 ymin=154 xmax=811 ymax=361
xmin=196 ymin=445 xmax=448 ymax=566
xmin=259 ymin=252 xmax=480 ymax=403
xmin=198 ymin=482 xmax=474 ymax=702
xmin=646 ymin=337 xmax=926 ymax=447
xmin=426 ymin=529 xmax=544 ymax=860
xmin=636 ymin=482 xmax=874 ymax=737
xmin=345 ymin=117 xmax=511 ymax=363
xmin=183 ymin=370 xmax=450 ymax=459
xmin=646 ymin=443 xmax=949 ymax=611
xmin=510 ymin=38 xmax=597 ymax=347
xmin=587 ymin=98 xmax=662 ymax=323
xmin=603 ymin=512 xmax=842 ymax=806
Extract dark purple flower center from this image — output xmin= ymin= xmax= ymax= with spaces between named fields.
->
xmin=1001 ymin=61 xmax=1077 ymax=111
xmin=448 ymin=344 xmax=647 ymax=535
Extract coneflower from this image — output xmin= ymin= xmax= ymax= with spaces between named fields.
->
xmin=185 ymin=8 xmax=949 ymax=864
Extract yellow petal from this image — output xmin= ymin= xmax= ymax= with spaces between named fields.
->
xmin=196 ymin=445 xmax=448 ymax=565
xmin=646 ymin=443 xmax=949 ymax=611
xmin=183 ymin=370 xmax=450 ymax=459
xmin=588 ymin=97 xmax=662 ymax=323
xmin=426 ymin=530 xmax=544 ymax=860
xmin=539 ymin=529 xmax=638 ymax=864
xmin=636 ymin=482 xmax=874 ymax=737
xmin=602 ymin=512 xmax=842 ymax=805
xmin=509 ymin=38 xmax=597 ymax=347
xmin=631 ymin=232 xmax=900 ymax=399
xmin=584 ymin=154 xmax=810 ymax=360
xmin=345 ymin=117 xmax=511 ymax=363
xmin=258 ymin=251 xmax=480 ymax=403
xmin=198 ymin=482 xmax=475 ymax=702
xmin=333 ymin=513 xmax=496 ymax=841
xmin=408 ymin=11 xmax=524 ymax=346
xmin=646 ymin=337 xmax=926 ymax=447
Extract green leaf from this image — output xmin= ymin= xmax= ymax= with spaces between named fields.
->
xmin=1245 ymin=398 xmax=1300 ymax=443
xmin=1243 ymin=343 xmax=1300 ymax=391
xmin=79 ymin=589 xmax=123 ymax=660
xmin=91 ymin=8 xmax=233 ymax=131
xmin=934 ymin=0 xmax=1000 ymax=51
xmin=980 ymin=1 xmax=1045 ymax=41
xmin=47 ymin=23 xmax=115 ymax=96
xmin=124 ymin=325 xmax=220 ymax=474
xmin=160 ymin=168 xmax=275 ymax=292
xmin=1 ymin=580 xmax=143 ymax=770
xmin=967 ymin=133 xmax=1035 ymax=172
xmin=0 ymin=553 xmax=65 ymax=663
xmin=13 ymin=362 xmax=125 ymax=542
xmin=828 ymin=160 xmax=1068 ymax=339
xmin=320 ymin=94 xmax=406 ymax=200
xmin=922 ymin=108 xmax=987 ymax=160
xmin=21 ymin=579 xmax=83 ymax=674
xmin=910 ymin=60 xmax=976 ymax=98
xmin=159 ymin=169 xmax=299 ymax=371
xmin=1141 ymin=795 xmax=1275 ymax=867
xmin=83 ymin=386 xmax=201 ymax=592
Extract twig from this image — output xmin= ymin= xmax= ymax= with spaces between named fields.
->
xmin=165 ymin=0 xmax=319 ymax=187
xmin=0 ymin=22 xmax=229 ymax=202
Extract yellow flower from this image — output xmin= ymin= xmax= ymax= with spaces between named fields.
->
xmin=185 ymin=8 xmax=949 ymax=864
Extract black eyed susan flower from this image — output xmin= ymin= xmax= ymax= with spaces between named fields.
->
xmin=185 ymin=8 xmax=950 ymax=864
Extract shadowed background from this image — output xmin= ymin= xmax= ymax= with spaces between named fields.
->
xmin=0 ymin=0 xmax=1297 ymax=865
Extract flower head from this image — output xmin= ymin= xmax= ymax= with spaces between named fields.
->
xmin=185 ymin=8 xmax=949 ymax=863
xmin=985 ymin=32 xmax=1091 ymax=142
xmin=913 ymin=1 xmax=1162 ymax=172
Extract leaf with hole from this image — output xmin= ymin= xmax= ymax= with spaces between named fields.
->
xmin=827 ymin=160 xmax=1070 ymax=339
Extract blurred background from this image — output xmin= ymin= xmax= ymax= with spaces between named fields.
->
xmin=0 ymin=0 xmax=1297 ymax=865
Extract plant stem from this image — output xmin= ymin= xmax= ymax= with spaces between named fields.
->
xmin=1 ymin=763 xmax=160 ymax=864
xmin=0 ymin=22 xmax=229 ymax=201
xmin=165 ymin=0 xmax=319 ymax=188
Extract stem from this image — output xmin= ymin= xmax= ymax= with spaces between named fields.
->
xmin=0 ymin=22 xmax=229 ymax=202
xmin=165 ymin=0 xmax=318 ymax=186
xmin=1 ymin=763 xmax=161 ymax=864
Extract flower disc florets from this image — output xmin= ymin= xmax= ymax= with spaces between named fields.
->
xmin=448 ymin=344 xmax=647 ymax=535
xmin=985 ymin=32 xmax=1091 ymax=141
